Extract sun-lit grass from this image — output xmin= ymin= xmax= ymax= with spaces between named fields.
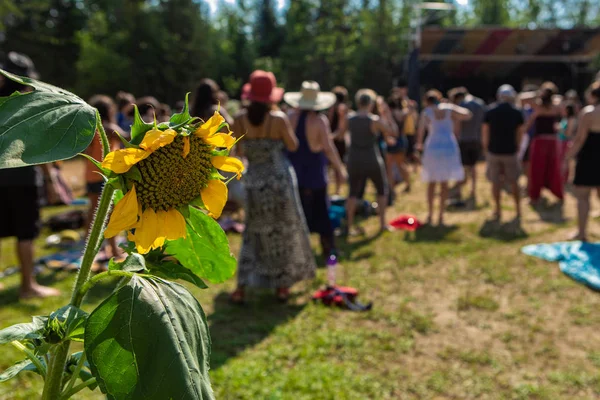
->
xmin=1 ymin=163 xmax=600 ymax=399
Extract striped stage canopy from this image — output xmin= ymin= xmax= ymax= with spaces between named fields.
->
xmin=418 ymin=27 xmax=600 ymax=100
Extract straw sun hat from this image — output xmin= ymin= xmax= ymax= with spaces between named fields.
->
xmin=284 ymin=81 xmax=336 ymax=111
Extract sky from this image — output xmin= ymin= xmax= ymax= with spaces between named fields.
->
xmin=205 ymin=0 xmax=286 ymax=15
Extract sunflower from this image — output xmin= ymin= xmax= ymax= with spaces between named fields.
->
xmin=101 ymin=109 xmax=243 ymax=254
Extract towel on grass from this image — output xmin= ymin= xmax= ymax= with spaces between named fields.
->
xmin=522 ymin=241 xmax=600 ymax=291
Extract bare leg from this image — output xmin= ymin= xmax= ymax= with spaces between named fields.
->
xmin=469 ymin=166 xmax=476 ymax=199
xmin=346 ymin=196 xmax=358 ymax=232
xmin=439 ymin=182 xmax=449 ymax=225
xmin=575 ymin=186 xmax=592 ymax=240
xmin=492 ymin=181 xmax=502 ymax=220
xmin=18 ymin=240 xmax=60 ymax=299
xmin=427 ymin=183 xmax=435 ymax=224
xmin=334 ymin=169 xmax=342 ymax=195
xmin=397 ymin=153 xmax=411 ymax=191
xmin=511 ymin=182 xmax=521 ymax=219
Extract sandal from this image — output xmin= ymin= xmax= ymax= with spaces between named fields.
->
xmin=229 ymin=289 xmax=245 ymax=305
xmin=276 ymin=287 xmax=290 ymax=303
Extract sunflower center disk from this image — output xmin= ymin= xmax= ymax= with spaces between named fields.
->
xmin=136 ymin=135 xmax=212 ymax=211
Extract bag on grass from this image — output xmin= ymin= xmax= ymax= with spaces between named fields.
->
xmin=312 ymin=286 xmax=372 ymax=312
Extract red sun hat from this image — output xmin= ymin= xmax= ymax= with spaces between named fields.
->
xmin=241 ymin=70 xmax=284 ymax=103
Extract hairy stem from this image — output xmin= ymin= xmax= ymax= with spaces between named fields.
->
xmin=96 ymin=110 xmax=110 ymax=158
xmin=74 ymin=270 xmax=134 ymax=305
xmin=10 ymin=341 xmax=47 ymax=378
xmin=42 ymin=183 xmax=115 ymax=400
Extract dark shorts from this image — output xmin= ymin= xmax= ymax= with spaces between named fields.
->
xmin=459 ymin=141 xmax=480 ymax=167
xmin=0 ymin=186 xmax=41 ymax=241
xmin=86 ymin=181 xmax=104 ymax=195
xmin=349 ymin=167 xmax=388 ymax=198
xmin=386 ymin=135 xmax=408 ymax=155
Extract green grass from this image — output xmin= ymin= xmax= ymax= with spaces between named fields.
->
xmin=2 ymin=163 xmax=600 ymax=399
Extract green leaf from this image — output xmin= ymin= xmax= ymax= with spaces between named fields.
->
xmin=129 ymin=105 xmax=154 ymax=146
xmin=0 ymin=317 xmax=47 ymax=344
xmin=146 ymin=259 xmax=208 ymax=289
xmin=0 ymin=69 xmax=79 ymax=97
xmin=0 ymin=88 xmax=96 ymax=168
xmin=0 ymin=358 xmax=43 ymax=382
xmin=123 ymin=165 xmax=142 ymax=182
xmin=85 ymin=275 xmax=214 ymax=400
xmin=45 ymin=305 xmax=88 ymax=343
xmin=169 ymin=93 xmax=191 ymax=126
xmin=166 ymin=207 xmax=236 ymax=284
xmin=108 ymin=253 xmax=147 ymax=273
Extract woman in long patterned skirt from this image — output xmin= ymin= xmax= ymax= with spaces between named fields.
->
xmin=230 ymin=71 xmax=316 ymax=303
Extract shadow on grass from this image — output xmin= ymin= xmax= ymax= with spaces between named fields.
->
xmin=404 ymin=224 xmax=459 ymax=243
xmin=208 ymin=292 xmax=304 ymax=370
xmin=529 ymin=198 xmax=566 ymax=224
xmin=479 ymin=218 xmax=528 ymax=242
xmin=338 ymin=231 xmax=382 ymax=261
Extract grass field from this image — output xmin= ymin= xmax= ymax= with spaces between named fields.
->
xmin=1 ymin=163 xmax=600 ymax=399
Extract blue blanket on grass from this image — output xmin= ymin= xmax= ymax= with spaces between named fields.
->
xmin=522 ymin=242 xmax=600 ymax=291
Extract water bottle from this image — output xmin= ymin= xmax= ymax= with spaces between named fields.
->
xmin=326 ymin=254 xmax=337 ymax=287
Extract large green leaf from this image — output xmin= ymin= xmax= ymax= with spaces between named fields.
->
xmin=0 ymin=69 xmax=96 ymax=168
xmin=0 ymin=316 xmax=47 ymax=344
xmin=166 ymin=207 xmax=236 ymax=284
xmin=146 ymin=259 xmax=208 ymax=290
xmin=84 ymin=275 xmax=213 ymax=400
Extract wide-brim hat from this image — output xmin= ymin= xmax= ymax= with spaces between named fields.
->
xmin=241 ymin=70 xmax=284 ymax=103
xmin=284 ymin=81 xmax=336 ymax=111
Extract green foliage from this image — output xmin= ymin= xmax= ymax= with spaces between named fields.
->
xmin=0 ymin=317 xmax=46 ymax=344
xmin=85 ymin=275 xmax=213 ymax=400
xmin=0 ymin=70 xmax=96 ymax=168
xmin=0 ymin=359 xmax=43 ymax=383
xmin=167 ymin=207 xmax=237 ymax=284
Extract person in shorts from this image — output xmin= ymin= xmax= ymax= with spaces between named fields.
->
xmin=450 ymin=87 xmax=486 ymax=203
xmin=0 ymin=52 xmax=60 ymax=298
xmin=482 ymin=85 xmax=524 ymax=222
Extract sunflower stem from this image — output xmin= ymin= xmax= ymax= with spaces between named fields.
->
xmin=42 ymin=184 xmax=115 ymax=400
xmin=74 ymin=270 xmax=134 ymax=305
xmin=96 ymin=110 xmax=110 ymax=158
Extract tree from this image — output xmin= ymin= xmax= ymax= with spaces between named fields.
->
xmin=254 ymin=0 xmax=283 ymax=58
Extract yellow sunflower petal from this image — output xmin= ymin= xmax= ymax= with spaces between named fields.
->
xmin=101 ymin=148 xmax=149 ymax=173
xmin=204 ymin=132 xmax=235 ymax=149
xmin=163 ymin=209 xmax=187 ymax=240
xmin=211 ymin=156 xmax=244 ymax=178
xmin=139 ymin=128 xmax=177 ymax=152
xmin=133 ymin=208 xmax=165 ymax=254
xmin=182 ymin=136 xmax=190 ymax=158
xmin=201 ymin=179 xmax=228 ymax=219
xmin=194 ymin=111 xmax=225 ymax=138
xmin=104 ymin=185 xmax=140 ymax=238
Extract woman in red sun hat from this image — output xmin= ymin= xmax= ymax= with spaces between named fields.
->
xmin=230 ymin=70 xmax=316 ymax=303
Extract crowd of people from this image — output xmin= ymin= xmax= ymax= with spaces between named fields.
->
xmin=1 ymin=50 xmax=600 ymax=303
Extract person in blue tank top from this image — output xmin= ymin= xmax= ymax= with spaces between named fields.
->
xmin=285 ymin=81 xmax=347 ymax=258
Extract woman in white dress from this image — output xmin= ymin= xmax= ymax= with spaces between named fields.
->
xmin=416 ymin=90 xmax=472 ymax=225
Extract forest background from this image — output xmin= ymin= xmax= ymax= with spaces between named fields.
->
xmin=1 ymin=0 xmax=599 ymax=105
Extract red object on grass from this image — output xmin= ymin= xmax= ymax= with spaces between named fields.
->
xmin=389 ymin=214 xmax=422 ymax=231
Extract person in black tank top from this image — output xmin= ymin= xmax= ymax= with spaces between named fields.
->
xmin=564 ymin=82 xmax=600 ymax=241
